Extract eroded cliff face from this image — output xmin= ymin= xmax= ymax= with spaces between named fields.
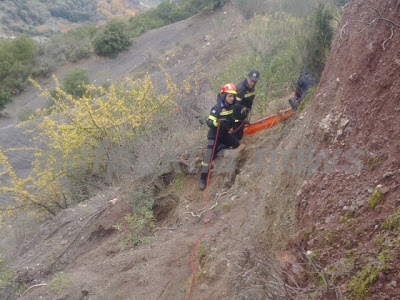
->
xmin=284 ymin=0 xmax=400 ymax=298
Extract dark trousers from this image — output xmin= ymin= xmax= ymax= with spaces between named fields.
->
xmin=200 ymin=133 xmax=239 ymax=180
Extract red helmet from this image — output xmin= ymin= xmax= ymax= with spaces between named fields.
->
xmin=220 ymin=83 xmax=237 ymax=95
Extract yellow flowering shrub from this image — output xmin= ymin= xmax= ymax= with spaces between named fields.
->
xmin=0 ymin=74 xmax=178 ymax=220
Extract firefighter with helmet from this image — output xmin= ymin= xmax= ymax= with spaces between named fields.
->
xmin=233 ymin=69 xmax=260 ymax=140
xmin=199 ymin=83 xmax=241 ymax=190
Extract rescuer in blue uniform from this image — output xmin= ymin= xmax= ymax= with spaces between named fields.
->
xmin=199 ymin=83 xmax=241 ymax=190
xmin=233 ymin=69 xmax=260 ymax=140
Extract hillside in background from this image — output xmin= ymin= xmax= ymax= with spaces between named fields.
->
xmin=0 ymin=0 xmax=399 ymax=299
xmin=0 ymin=0 xmax=161 ymax=36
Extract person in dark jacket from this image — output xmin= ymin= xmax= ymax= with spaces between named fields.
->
xmin=199 ymin=83 xmax=240 ymax=190
xmin=233 ymin=69 xmax=260 ymax=140
xmin=288 ymin=69 xmax=316 ymax=111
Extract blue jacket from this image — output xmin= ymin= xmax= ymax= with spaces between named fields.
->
xmin=206 ymin=93 xmax=237 ymax=139
xmin=235 ymin=78 xmax=256 ymax=110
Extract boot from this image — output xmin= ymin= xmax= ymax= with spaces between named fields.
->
xmin=216 ymin=143 xmax=229 ymax=153
xmin=199 ymin=178 xmax=207 ymax=190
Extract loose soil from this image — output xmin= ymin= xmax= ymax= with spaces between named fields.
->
xmin=1 ymin=1 xmax=399 ymax=299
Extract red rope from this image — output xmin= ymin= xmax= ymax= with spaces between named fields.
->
xmin=188 ymin=121 xmax=222 ymax=300
xmin=230 ymin=119 xmax=247 ymax=134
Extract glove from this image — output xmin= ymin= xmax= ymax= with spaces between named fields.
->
xmin=240 ymin=107 xmax=250 ymax=117
xmin=219 ymin=118 xmax=230 ymax=128
xmin=232 ymin=103 xmax=248 ymax=119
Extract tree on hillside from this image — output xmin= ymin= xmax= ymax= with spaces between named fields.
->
xmin=48 ymin=0 xmax=96 ymax=22
xmin=0 ymin=35 xmax=39 ymax=109
xmin=93 ymin=19 xmax=131 ymax=58
xmin=302 ymin=3 xmax=334 ymax=79
xmin=63 ymin=67 xmax=90 ymax=97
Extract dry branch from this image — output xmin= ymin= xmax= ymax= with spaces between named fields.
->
xmin=383 ymin=26 xmax=394 ymax=50
xmin=366 ymin=6 xmax=400 ymax=28
xmin=48 ymin=205 xmax=108 ymax=268
xmin=19 ymin=283 xmax=47 ymax=298
xmin=342 ymin=6 xmax=399 ymax=49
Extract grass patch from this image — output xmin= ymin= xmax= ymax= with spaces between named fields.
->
xmin=17 ymin=107 xmax=35 ymax=122
xmin=297 ymin=86 xmax=316 ymax=113
xmin=368 ymin=187 xmax=383 ymax=210
xmin=198 ymin=242 xmax=207 ymax=267
xmin=347 ymin=248 xmax=390 ymax=299
xmin=366 ymin=156 xmax=381 ymax=171
xmin=172 ymin=173 xmax=185 ymax=190
xmin=347 ymin=263 xmax=384 ymax=299
xmin=303 ymin=230 xmax=311 ymax=242
xmin=0 ymin=255 xmax=14 ymax=291
xmin=220 ymin=202 xmax=232 ymax=213
xmin=323 ymin=231 xmax=338 ymax=246
xmin=381 ymin=207 xmax=400 ymax=231
xmin=339 ymin=210 xmax=355 ymax=224
xmin=122 ymin=212 xmax=155 ymax=248
xmin=48 ymin=273 xmax=72 ymax=294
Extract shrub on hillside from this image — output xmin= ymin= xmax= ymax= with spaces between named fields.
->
xmin=0 ymin=75 xmax=178 ymax=219
xmin=63 ymin=68 xmax=90 ymax=97
xmin=93 ymin=19 xmax=131 ymax=58
xmin=214 ymin=13 xmax=303 ymax=111
xmin=129 ymin=11 xmax=167 ymax=37
xmin=1 ymin=3 xmax=50 ymax=31
xmin=32 ymin=25 xmax=96 ymax=77
xmin=48 ymin=0 xmax=97 ymax=23
xmin=301 ymin=3 xmax=335 ymax=79
xmin=0 ymin=92 xmax=12 ymax=111
xmin=0 ymin=35 xmax=39 ymax=108
xmin=0 ymin=249 xmax=15 ymax=293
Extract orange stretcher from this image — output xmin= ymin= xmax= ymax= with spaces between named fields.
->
xmin=243 ymin=108 xmax=294 ymax=136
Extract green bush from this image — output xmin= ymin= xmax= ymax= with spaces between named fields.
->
xmin=381 ymin=207 xmax=400 ymax=231
xmin=129 ymin=11 xmax=167 ymax=38
xmin=347 ymin=263 xmax=387 ymax=299
xmin=368 ymin=187 xmax=384 ymax=210
xmin=0 ymin=35 xmax=39 ymax=107
xmin=0 ymin=249 xmax=14 ymax=292
xmin=93 ymin=19 xmax=131 ymax=58
xmin=214 ymin=13 xmax=303 ymax=111
xmin=301 ymin=3 xmax=335 ymax=79
xmin=17 ymin=106 xmax=35 ymax=122
xmin=49 ymin=1 xmax=96 ymax=23
xmin=33 ymin=25 xmax=96 ymax=77
xmin=63 ymin=67 xmax=90 ymax=97
xmin=0 ymin=91 xmax=12 ymax=110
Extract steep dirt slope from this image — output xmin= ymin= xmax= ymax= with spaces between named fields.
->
xmin=8 ymin=127 xmax=304 ymax=300
xmin=3 ymin=1 xmax=399 ymax=300
xmin=284 ymin=0 xmax=400 ymax=299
